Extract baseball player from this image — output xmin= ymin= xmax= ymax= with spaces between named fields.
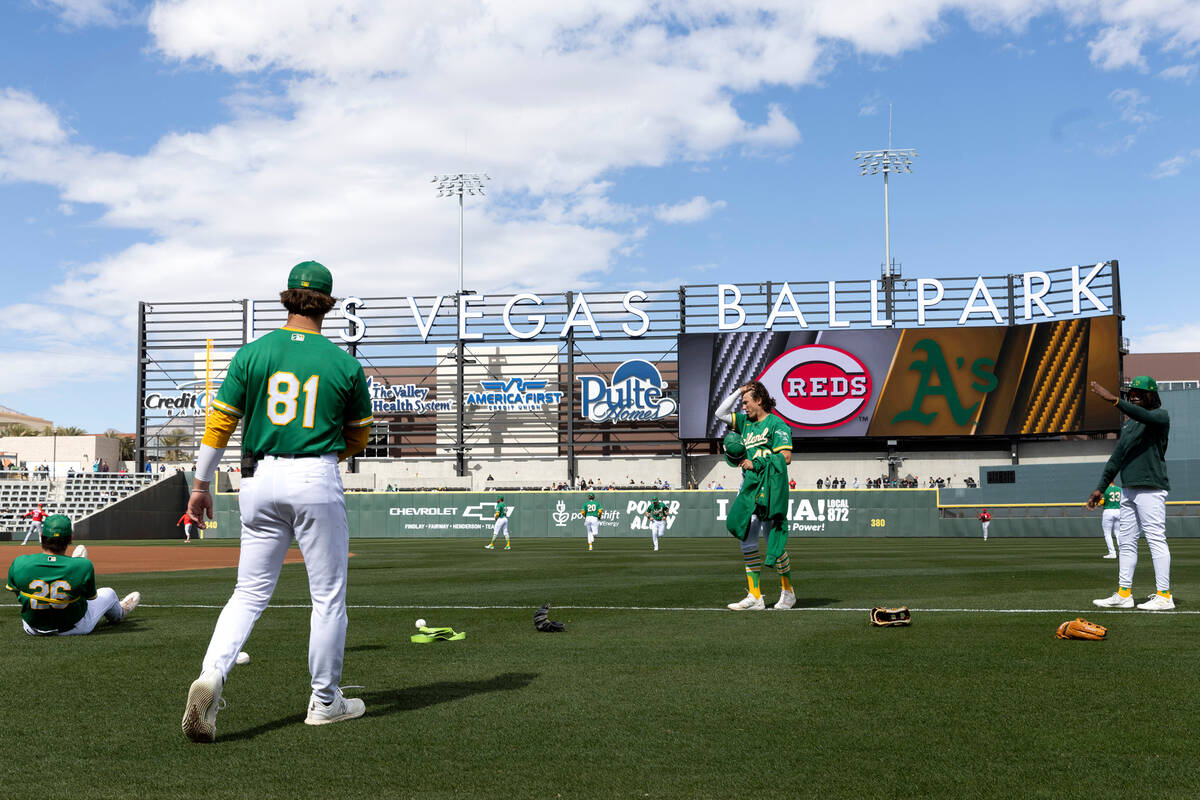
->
xmin=715 ymin=381 xmax=794 ymax=611
xmin=643 ymin=496 xmax=668 ymax=551
xmin=1099 ymin=483 xmax=1121 ymax=559
xmin=6 ymin=514 xmax=140 ymax=635
xmin=181 ymin=261 xmax=373 ymax=743
xmin=20 ymin=504 xmax=48 ymax=545
xmin=177 ymin=512 xmax=202 ymax=543
xmin=1088 ymin=377 xmax=1173 ymax=611
xmin=582 ymin=493 xmax=603 ymax=551
xmin=978 ymin=508 xmax=991 ymax=541
xmin=486 ymin=495 xmax=510 ymax=550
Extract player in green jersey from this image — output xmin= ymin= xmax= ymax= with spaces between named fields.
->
xmin=486 ymin=496 xmax=511 ymax=549
xmin=6 ymin=514 xmax=139 ymax=635
xmin=1098 ymin=483 xmax=1121 ymax=559
xmin=181 ymin=261 xmax=373 ymax=743
xmin=582 ymin=493 xmax=603 ymax=551
xmin=643 ymin=496 xmax=668 ymax=551
xmin=715 ymin=381 xmax=793 ymax=611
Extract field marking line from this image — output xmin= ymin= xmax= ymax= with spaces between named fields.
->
xmin=141 ymin=603 xmax=1199 ymax=614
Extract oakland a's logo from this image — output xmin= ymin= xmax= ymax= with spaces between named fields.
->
xmin=758 ymin=345 xmax=871 ymax=429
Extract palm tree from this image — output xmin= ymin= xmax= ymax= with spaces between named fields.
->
xmin=159 ymin=429 xmax=191 ymax=462
xmin=52 ymin=426 xmax=88 ymax=436
xmin=105 ymin=429 xmax=135 ymax=461
xmin=0 ymin=423 xmax=40 ymax=437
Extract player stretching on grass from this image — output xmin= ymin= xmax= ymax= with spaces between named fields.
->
xmin=181 ymin=261 xmax=373 ymax=743
xmin=582 ymin=493 xmax=602 ymax=551
xmin=716 ymin=381 xmax=794 ymax=611
xmin=1088 ymin=376 xmax=1173 ymax=611
xmin=486 ymin=496 xmax=510 ymax=550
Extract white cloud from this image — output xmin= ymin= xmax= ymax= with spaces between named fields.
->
xmin=1108 ymin=88 xmax=1155 ymax=127
xmin=0 ymin=89 xmax=68 ymax=146
xmin=1088 ymin=25 xmax=1149 ymax=71
xmin=35 ymin=0 xmax=134 ymax=27
xmin=654 ymin=196 xmax=727 ymax=224
xmin=1159 ymin=63 xmax=1197 ymax=81
xmin=859 ymin=91 xmax=883 ymax=116
xmin=1131 ymin=323 xmax=1200 ymax=352
xmin=1152 ymin=150 xmax=1200 ymax=178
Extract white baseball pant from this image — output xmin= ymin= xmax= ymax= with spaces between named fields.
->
xmin=1101 ymin=508 xmax=1120 ymax=555
xmin=21 ymin=522 xmax=41 ymax=545
xmin=981 ymin=521 xmax=989 ymax=540
xmin=585 ymin=517 xmax=599 ymax=545
xmin=200 ymin=454 xmax=349 ymax=704
xmin=22 ymin=587 xmax=123 ymax=635
xmin=492 ymin=517 xmax=508 ymax=540
xmin=650 ymin=520 xmax=666 ymax=550
xmin=1116 ymin=488 xmax=1170 ymax=593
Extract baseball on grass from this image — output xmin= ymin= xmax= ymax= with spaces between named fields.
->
xmin=415 ymin=618 xmax=427 ymax=629
xmin=236 ymin=651 xmax=250 ymax=665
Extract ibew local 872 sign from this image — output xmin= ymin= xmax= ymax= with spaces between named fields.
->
xmin=579 ymin=360 xmax=677 ymax=423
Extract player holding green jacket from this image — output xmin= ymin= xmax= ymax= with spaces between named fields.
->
xmin=6 ymin=514 xmax=139 ymax=635
xmin=716 ymin=381 xmax=794 ymax=611
xmin=1088 ymin=376 xmax=1173 ymax=610
xmin=644 ymin=497 xmax=668 ymax=552
xmin=582 ymin=493 xmax=603 ymax=551
xmin=486 ymin=496 xmax=510 ymax=550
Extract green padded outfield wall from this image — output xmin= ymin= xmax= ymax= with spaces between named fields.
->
xmin=206 ymin=488 xmax=1200 ymax=539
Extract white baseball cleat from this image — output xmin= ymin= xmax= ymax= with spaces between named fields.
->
xmin=1093 ymin=592 xmax=1134 ymax=608
xmin=1137 ymin=593 xmax=1175 ymax=611
xmin=727 ymin=594 xmax=766 ymax=611
xmin=119 ymin=591 xmax=141 ymax=618
xmin=71 ymin=544 xmax=88 ymax=559
xmin=1103 ymin=553 xmax=1117 ymax=559
xmin=771 ymin=589 xmax=796 ymax=610
xmin=305 ymin=688 xmax=366 ymax=726
xmin=182 ymin=670 xmax=224 ymax=743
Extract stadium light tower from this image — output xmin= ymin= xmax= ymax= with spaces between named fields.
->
xmin=433 ymin=172 xmax=489 ymax=479
xmin=854 ymin=145 xmax=916 ymax=285
xmin=432 ymin=172 xmax=490 ymax=294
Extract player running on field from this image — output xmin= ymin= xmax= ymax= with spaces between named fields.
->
xmin=181 ymin=261 xmax=373 ymax=743
xmin=643 ymin=496 xmax=668 ymax=552
xmin=6 ymin=514 xmax=140 ymax=635
xmin=582 ymin=493 xmax=603 ymax=551
xmin=20 ymin=504 xmax=48 ymax=546
xmin=716 ymin=381 xmax=794 ymax=611
xmin=486 ymin=495 xmax=510 ymax=550
xmin=1088 ymin=376 xmax=1173 ymax=611
xmin=978 ymin=508 xmax=991 ymax=541
xmin=177 ymin=512 xmax=201 ymax=543
xmin=1099 ymin=483 xmax=1121 ymax=559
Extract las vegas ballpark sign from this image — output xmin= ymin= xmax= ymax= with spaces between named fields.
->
xmin=758 ymin=345 xmax=871 ymax=430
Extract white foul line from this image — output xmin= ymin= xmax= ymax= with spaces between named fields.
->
xmin=140 ymin=603 xmax=1197 ymax=614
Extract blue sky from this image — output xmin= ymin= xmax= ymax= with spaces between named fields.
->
xmin=1 ymin=1 xmax=1198 ymax=433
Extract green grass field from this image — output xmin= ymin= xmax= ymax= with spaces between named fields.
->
xmin=3 ymin=537 xmax=1198 ymax=800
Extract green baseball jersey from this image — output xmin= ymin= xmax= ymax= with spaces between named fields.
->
xmin=582 ymin=500 xmax=602 ymax=518
xmin=212 ymin=327 xmax=373 ymax=456
xmin=732 ymin=411 xmax=793 ymax=461
xmin=1103 ymin=485 xmax=1122 ymax=510
xmin=646 ymin=501 xmax=668 ymax=521
xmin=494 ymin=501 xmax=507 ymax=519
xmin=6 ymin=553 xmax=96 ymax=632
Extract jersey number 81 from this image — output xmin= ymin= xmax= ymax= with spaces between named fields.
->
xmin=267 ymin=371 xmax=320 ymax=428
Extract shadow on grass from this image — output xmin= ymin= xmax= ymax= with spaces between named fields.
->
xmin=219 ymin=672 xmax=538 ymax=742
xmin=345 ymin=644 xmax=388 ymax=652
xmin=792 ymin=597 xmax=837 ymax=608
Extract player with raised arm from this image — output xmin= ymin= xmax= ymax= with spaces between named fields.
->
xmin=180 ymin=261 xmax=373 ymax=743
xmin=582 ymin=493 xmax=603 ymax=552
xmin=643 ymin=496 xmax=667 ymax=552
xmin=20 ymin=504 xmax=48 ymax=546
xmin=177 ymin=512 xmax=201 ymax=543
xmin=715 ymin=381 xmax=794 ymax=611
xmin=486 ymin=495 xmax=510 ymax=550
xmin=7 ymin=514 xmax=139 ymax=635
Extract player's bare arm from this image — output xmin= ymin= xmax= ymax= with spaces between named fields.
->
xmin=1089 ymin=381 xmax=1117 ymax=403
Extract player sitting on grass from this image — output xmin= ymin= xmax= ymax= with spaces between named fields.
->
xmin=6 ymin=514 xmax=140 ymax=635
xmin=486 ymin=496 xmax=510 ymax=549
xmin=716 ymin=381 xmax=794 ymax=611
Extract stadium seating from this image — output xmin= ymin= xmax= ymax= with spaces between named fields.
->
xmin=1 ymin=473 xmax=156 ymax=536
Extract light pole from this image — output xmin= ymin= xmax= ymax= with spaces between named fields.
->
xmin=855 ymin=120 xmax=916 ymax=320
xmin=433 ymin=172 xmax=490 ymax=478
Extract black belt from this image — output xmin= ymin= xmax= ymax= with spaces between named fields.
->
xmin=265 ymin=453 xmax=324 ymax=459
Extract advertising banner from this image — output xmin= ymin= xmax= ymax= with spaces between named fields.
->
xmin=678 ymin=316 xmax=1121 ymax=439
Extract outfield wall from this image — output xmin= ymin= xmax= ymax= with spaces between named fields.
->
xmin=205 ymin=488 xmax=1200 ymax=540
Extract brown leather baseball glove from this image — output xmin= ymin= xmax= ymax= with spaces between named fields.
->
xmin=1055 ymin=618 xmax=1107 ymax=640
xmin=870 ymin=606 xmax=911 ymax=626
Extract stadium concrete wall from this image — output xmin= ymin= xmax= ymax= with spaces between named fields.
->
xmin=74 ymin=472 xmax=188 ymax=540
xmin=202 ymin=488 xmax=1200 ymax=539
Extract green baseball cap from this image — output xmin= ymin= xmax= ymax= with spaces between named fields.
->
xmin=41 ymin=514 xmax=72 ymax=539
xmin=723 ymin=431 xmax=746 ymax=467
xmin=1129 ymin=375 xmax=1158 ymax=392
xmin=287 ymin=261 xmax=333 ymax=295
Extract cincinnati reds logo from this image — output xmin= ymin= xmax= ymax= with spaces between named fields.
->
xmin=757 ymin=345 xmax=871 ymax=429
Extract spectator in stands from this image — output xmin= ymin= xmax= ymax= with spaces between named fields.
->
xmin=92 ymin=459 xmax=100 ymax=473
xmin=852 ymin=477 xmax=859 ymax=489
xmin=816 ymin=478 xmax=823 ymax=489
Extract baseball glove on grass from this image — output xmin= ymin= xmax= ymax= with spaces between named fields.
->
xmin=1055 ymin=618 xmax=1107 ymax=640
xmin=869 ymin=606 xmax=911 ymax=626
xmin=534 ymin=603 xmax=565 ymax=632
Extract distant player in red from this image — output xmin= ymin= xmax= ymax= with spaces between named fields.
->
xmin=978 ymin=508 xmax=991 ymax=541
xmin=177 ymin=513 xmax=202 ymax=543
xmin=21 ymin=505 xmax=49 ymax=546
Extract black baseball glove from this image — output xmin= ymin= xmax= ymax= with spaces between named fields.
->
xmin=534 ymin=603 xmax=565 ymax=632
